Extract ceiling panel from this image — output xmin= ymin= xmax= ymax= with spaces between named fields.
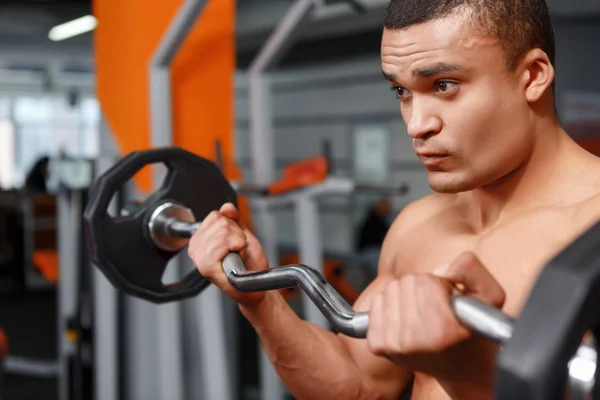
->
xmin=0 ymin=0 xmax=596 ymax=74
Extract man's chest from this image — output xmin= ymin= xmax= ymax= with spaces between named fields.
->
xmin=397 ymin=208 xmax=596 ymax=316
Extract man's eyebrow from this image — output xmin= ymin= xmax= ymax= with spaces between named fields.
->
xmin=382 ymin=70 xmax=397 ymax=82
xmin=382 ymin=63 xmax=465 ymax=83
xmin=413 ymin=62 xmax=464 ymax=78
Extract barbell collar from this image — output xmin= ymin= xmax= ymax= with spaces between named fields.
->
xmin=148 ymin=202 xmax=197 ymax=252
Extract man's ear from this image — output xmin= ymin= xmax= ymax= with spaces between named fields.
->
xmin=519 ymin=48 xmax=555 ymax=103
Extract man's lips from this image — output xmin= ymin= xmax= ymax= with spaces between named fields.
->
xmin=416 ymin=152 xmax=449 ymax=166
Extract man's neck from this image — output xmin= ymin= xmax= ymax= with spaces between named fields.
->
xmin=467 ymin=122 xmax=578 ymax=231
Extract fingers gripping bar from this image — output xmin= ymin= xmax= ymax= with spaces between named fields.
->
xmin=151 ymin=205 xmax=595 ymax=398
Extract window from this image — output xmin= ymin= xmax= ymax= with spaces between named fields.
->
xmin=0 ymin=120 xmax=15 ymax=189
xmin=2 ymin=94 xmax=101 ymax=189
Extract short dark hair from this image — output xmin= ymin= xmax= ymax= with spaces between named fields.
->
xmin=383 ymin=0 xmax=556 ymax=71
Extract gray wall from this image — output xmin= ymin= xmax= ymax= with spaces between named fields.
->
xmin=554 ymin=19 xmax=600 ymax=110
xmin=234 ymin=18 xmax=600 ymax=255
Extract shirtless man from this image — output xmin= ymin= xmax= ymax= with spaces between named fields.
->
xmin=188 ymin=0 xmax=600 ymax=398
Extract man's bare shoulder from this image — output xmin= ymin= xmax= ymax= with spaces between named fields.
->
xmin=378 ymin=193 xmax=462 ymax=275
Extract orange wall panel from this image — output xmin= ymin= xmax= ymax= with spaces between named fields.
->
xmin=94 ymin=0 xmax=236 ymax=192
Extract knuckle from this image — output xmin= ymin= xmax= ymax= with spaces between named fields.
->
xmin=229 ymin=236 xmax=247 ymax=250
xmin=397 ymin=335 xmax=416 ymax=355
xmin=491 ymin=287 xmax=506 ymax=306
xmin=216 ymin=227 xmax=229 ymax=239
xmin=399 ymin=274 xmax=417 ymax=288
xmin=406 ymin=274 xmax=430 ymax=292
xmin=370 ymin=293 xmax=384 ymax=314
xmin=384 ymin=279 xmax=401 ymax=295
xmin=216 ymin=217 xmax=229 ymax=229
xmin=385 ymin=337 xmax=403 ymax=355
xmin=458 ymin=251 xmax=479 ymax=267
xmin=207 ymin=210 xmax=221 ymax=221
xmin=367 ymin=337 xmax=385 ymax=356
xmin=437 ymin=314 xmax=463 ymax=340
xmin=188 ymin=244 xmax=203 ymax=260
xmin=437 ymin=313 xmax=456 ymax=334
xmin=435 ymin=326 xmax=465 ymax=349
xmin=207 ymin=242 xmax=225 ymax=259
xmin=420 ymin=274 xmax=438 ymax=285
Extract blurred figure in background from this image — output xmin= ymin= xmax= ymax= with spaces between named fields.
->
xmin=355 ymin=197 xmax=392 ymax=279
xmin=24 ymin=156 xmax=50 ymax=194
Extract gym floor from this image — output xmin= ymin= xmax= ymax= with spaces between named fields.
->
xmin=0 ymin=289 xmax=58 ymax=400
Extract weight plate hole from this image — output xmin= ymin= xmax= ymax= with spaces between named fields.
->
xmin=161 ymin=250 xmax=197 ymax=286
xmin=106 ymin=162 xmax=170 ymax=218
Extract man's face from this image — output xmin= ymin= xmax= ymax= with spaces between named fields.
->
xmin=381 ymin=12 xmax=535 ymax=193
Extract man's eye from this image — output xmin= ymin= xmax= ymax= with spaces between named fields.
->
xmin=391 ymin=86 xmax=411 ymax=100
xmin=436 ymin=81 xmax=458 ymax=94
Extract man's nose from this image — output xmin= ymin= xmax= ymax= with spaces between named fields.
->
xmin=406 ymin=103 xmax=443 ymax=139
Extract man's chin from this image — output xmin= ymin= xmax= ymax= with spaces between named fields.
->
xmin=427 ymin=173 xmax=472 ymax=194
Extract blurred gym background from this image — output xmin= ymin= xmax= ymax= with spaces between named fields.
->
xmin=0 ymin=0 xmax=597 ymax=399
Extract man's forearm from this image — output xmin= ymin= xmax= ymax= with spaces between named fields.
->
xmin=438 ymin=380 xmax=493 ymax=400
xmin=437 ymin=349 xmax=496 ymax=400
xmin=239 ymin=291 xmax=370 ymax=400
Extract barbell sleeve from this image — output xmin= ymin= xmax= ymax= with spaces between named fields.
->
xmin=160 ymin=216 xmax=596 ymax=398
xmin=165 ymin=219 xmax=200 ymax=238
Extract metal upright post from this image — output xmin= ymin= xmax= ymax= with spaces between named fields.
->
xmin=57 ymin=188 xmax=79 ymax=400
xmin=248 ymin=0 xmax=316 ymax=185
xmin=93 ymin=157 xmax=120 ymax=400
xmin=150 ymin=0 xmax=208 ymax=148
xmin=92 ymin=122 xmax=120 ymax=400
xmin=148 ymin=1 xmax=232 ymax=400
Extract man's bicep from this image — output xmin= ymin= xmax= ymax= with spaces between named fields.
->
xmin=339 ymin=276 xmax=413 ymax=399
xmin=335 ymin=198 xmax=434 ymax=397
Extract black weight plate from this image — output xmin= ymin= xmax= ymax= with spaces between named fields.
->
xmin=495 ymin=221 xmax=600 ymax=399
xmin=84 ymin=147 xmax=237 ymax=303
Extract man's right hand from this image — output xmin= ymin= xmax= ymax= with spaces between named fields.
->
xmin=188 ymin=203 xmax=269 ymax=307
